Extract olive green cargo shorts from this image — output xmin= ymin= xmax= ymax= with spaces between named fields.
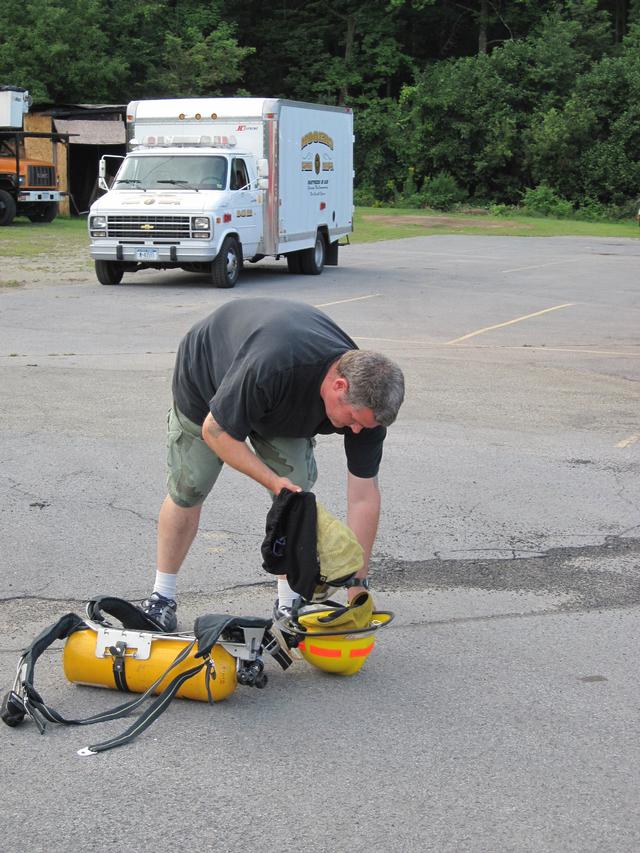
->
xmin=166 ymin=404 xmax=318 ymax=508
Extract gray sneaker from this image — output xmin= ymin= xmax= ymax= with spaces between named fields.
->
xmin=272 ymin=598 xmax=300 ymax=622
xmin=140 ymin=592 xmax=178 ymax=632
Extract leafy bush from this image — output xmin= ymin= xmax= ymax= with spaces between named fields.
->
xmin=488 ymin=203 xmax=514 ymax=217
xmin=354 ymin=186 xmax=378 ymax=207
xmin=417 ymin=172 xmax=467 ymax=211
xmin=521 ymin=184 xmax=574 ymax=218
xmin=573 ymin=197 xmax=608 ymax=221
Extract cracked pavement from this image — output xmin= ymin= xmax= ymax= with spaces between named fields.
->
xmin=1 ymin=234 xmax=640 ymax=852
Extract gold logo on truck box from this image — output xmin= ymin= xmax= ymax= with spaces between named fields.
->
xmin=300 ymin=131 xmax=334 ymax=150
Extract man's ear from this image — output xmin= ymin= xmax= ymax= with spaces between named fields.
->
xmin=333 ymin=376 xmax=349 ymax=393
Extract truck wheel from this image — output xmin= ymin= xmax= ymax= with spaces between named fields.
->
xmin=95 ymin=260 xmax=124 ymax=286
xmin=211 ymin=237 xmax=241 ymax=288
xmin=0 ymin=190 xmax=16 ymax=226
xmin=300 ymin=232 xmax=326 ymax=275
xmin=28 ymin=203 xmax=58 ymax=223
xmin=286 ymin=251 xmax=303 ymax=274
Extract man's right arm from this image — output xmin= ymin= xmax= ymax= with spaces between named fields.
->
xmin=202 ymin=413 xmax=301 ymax=495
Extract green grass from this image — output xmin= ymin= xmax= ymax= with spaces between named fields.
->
xmin=352 ymin=206 xmax=640 ymax=242
xmin=0 ymin=216 xmax=89 ymax=257
xmin=1 ymin=209 xmax=638 ymax=260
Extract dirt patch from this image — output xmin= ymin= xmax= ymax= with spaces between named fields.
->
xmin=362 ymin=213 xmax=533 ymax=230
xmin=0 ymin=248 xmax=94 ymax=290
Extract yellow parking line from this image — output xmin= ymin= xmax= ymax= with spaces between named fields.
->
xmin=351 ymin=339 xmax=640 ymax=358
xmin=616 ymin=434 xmax=640 ymax=449
xmin=315 ymin=294 xmax=380 ymax=308
xmin=445 ymin=303 xmax=575 ymax=345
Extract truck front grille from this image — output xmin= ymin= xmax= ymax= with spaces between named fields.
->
xmin=107 ymin=215 xmax=192 ymax=239
xmin=27 ymin=165 xmax=56 ymax=187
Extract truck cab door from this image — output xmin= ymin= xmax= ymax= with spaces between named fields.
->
xmin=230 ymin=157 xmax=263 ymax=257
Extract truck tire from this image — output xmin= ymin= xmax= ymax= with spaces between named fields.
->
xmin=95 ymin=260 xmax=124 ymax=286
xmin=286 ymin=251 xmax=303 ymax=274
xmin=0 ymin=189 xmax=16 ymax=226
xmin=28 ymin=203 xmax=58 ymax=223
xmin=300 ymin=232 xmax=326 ymax=275
xmin=211 ymin=236 xmax=241 ymax=288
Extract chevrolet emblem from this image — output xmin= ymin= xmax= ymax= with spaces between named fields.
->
xmin=141 ymin=223 xmax=154 ymax=230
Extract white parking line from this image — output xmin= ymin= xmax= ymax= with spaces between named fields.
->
xmin=445 ymin=303 xmax=575 ymax=345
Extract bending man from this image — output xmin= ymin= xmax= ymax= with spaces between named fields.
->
xmin=142 ymin=297 xmax=405 ymax=631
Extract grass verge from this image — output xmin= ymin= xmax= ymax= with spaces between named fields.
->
xmin=0 ymin=216 xmax=89 ymax=258
xmin=352 ymin=207 xmax=640 ymax=242
xmin=0 ymin=209 xmax=638 ymax=260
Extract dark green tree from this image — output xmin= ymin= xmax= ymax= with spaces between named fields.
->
xmin=0 ymin=0 xmax=128 ymax=101
xmin=0 ymin=0 xmax=253 ymax=103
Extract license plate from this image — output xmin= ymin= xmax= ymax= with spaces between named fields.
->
xmin=135 ymin=247 xmax=159 ymax=261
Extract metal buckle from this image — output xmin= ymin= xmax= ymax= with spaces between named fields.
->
xmin=94 ymin=626 xmax=153 ymax=660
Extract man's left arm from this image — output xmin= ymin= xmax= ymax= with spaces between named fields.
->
xmin=346 ymin=473 xmax=381 ymax=599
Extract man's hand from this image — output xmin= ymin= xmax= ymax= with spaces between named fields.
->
xmin=272 ymin=476 xmax=302 ymax=496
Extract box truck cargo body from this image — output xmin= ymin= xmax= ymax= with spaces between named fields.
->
xmin=88 ymin=98 xmax=354 ymax=287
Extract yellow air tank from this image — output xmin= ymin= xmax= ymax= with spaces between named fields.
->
xmin=63 ymin=626 xmax=237 ymax=702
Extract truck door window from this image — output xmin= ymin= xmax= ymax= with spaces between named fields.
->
xmin=231 ymin=159 xmax=249 ymax=190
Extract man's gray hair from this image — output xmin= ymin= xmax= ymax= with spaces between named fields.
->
xmin=336 ymin=350 xmax=405 ymax=427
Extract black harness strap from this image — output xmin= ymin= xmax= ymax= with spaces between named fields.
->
xmin=84 ymin=653 xmax=206 ymax=754
xmin=108 ymin=642 xmax=129 ymax=692
xmin=86 ymin=596 xmax=162 ymax=632
xmin=24 ymin=635 xmax=198 ymax=731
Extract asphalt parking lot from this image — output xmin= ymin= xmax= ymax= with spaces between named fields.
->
xmin=1 ymin=234 xmax=639 ymax=852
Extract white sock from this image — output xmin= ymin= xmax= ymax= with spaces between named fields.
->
xmin=153 ymin=570 xmax=178 ymax=601
xmin=277 ymin=578 xmax=300 ymax=608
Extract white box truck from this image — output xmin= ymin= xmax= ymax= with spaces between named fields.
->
xmin=88 ymin=97 xmax=354 ymax=287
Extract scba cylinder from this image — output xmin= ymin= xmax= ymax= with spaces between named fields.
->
xmin=63 ymin=627 xmax=237 ymax=702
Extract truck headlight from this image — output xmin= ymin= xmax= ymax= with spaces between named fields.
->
xmin=90 ymin=214 xmax=107 ymax=237
xmin=192 ymin=216 xmax=210 ymax=230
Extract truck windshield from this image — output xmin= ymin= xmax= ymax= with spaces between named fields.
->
xmin=114 ymin=155 xmax=228 ymax=191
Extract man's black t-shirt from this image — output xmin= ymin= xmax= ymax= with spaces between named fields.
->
xmin=172 ymin=298 xmax=385 ymax=478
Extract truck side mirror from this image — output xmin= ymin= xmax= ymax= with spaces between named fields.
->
xmin=98 ymin=158 xmax=109 ymax=192
xmin=257 ymin=158 xmax=269 ymax=178
xmin=257 ymin=178 xmax=269 ymax=190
